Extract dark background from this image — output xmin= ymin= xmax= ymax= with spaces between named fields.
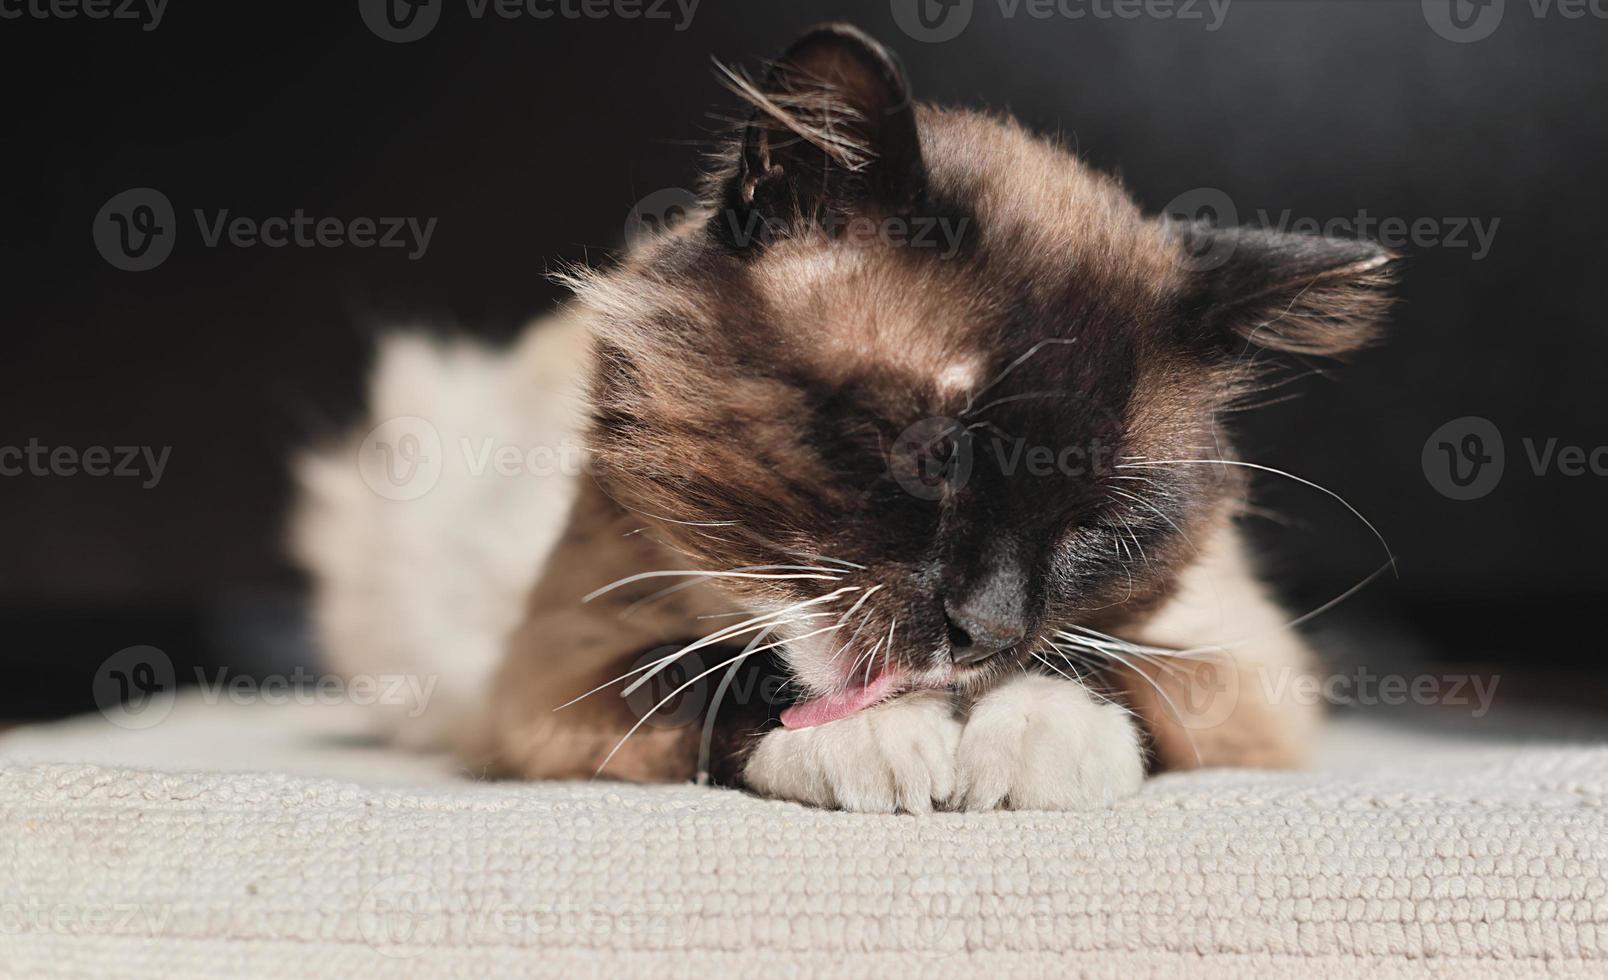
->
xmin=3 ymin=0 xmax=1605 ymax=719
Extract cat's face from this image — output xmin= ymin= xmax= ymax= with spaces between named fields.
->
xmin=576 ymin=25 xmax=1394 ymax=706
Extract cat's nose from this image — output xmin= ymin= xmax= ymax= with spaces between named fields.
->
xmin=945 ymin=599 xmax=1027 ymax=665
xmin=943 ymin=539 xmax=1033 ymax=665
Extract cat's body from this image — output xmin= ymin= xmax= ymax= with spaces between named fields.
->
xmin=294 ymin=24 xmax=1392 ymax=811
xmin=295 ymin=310 xmax=1315 ymax=810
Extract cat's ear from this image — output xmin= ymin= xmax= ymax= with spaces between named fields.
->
xmin=725 ymin=23 xmax=925 ymax=228
xmin=1171 ymin=224 xmax=1399 ymax=357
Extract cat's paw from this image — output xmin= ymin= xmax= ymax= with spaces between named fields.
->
xmin=742 ymin=691 xmax=962 ymax=813
xmin=954 ymin=673 xmax=1145 ymax=811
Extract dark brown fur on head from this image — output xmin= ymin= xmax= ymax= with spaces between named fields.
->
xmin=567 ymin=23 xmax=1397 ymax=700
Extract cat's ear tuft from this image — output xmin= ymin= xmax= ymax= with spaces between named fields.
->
xmin=725 ymin=23 xmax=924 ymax=226
xmin=1172 ymin=224 xmax=1400 ymax=357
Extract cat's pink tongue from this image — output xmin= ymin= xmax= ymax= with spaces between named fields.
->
xmin=780 ymin=669 xmax=901 ymax=729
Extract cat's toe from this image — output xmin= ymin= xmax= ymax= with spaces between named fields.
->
xmin=955 ymin=674 xmax=1145 ymax=811
xmin=743 ymin=690 xmax=960 ymax=813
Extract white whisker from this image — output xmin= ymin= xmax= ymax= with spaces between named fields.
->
xmin=1032 ymin=651 xmax=1082 ymax=687
xmin=595 ymin=624 xmax=783 ymax=778
xmin=584 ymin=567 xmax=841 ymax=603
xmin=1108 ymin=486 xmax=1196 ymax=554
xmin=555 ymin=588 xmax=859 ymax=710
xmin=961 ymin=337 xmax=1079 ymax=415
xmin=1167 ymin=559 xmax=1396 ymax=657
xmin=836 ymin=584 xmax=883 ymax=627
xmin=615 ymin=564 xmax=846 ymax=618
xmin=1118 ymin=458 xmax=1396 ymax=572
xmin=966 ymin=389 xmax=1064 ymax=418
xmin=794 ymin=553 xmax=867 ymax=571
xmin=1056 ymin=642 xmax=1202 ymax=768
xmin=618 ymin=587 xmax=859 ymax=698
xmin=1115 ymin=516 xmax=1146 ymax=565
xmin=1057 ymin=558 xmax=1395 ymax=663
xmin=830 ymin=603 xmax=880 ymax=665
xmin=554 ymin=613 xmax=828 ymax=712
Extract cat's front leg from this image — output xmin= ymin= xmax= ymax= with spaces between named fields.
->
xmin=953 ymin=673 xmax=1145 ymax=811
xmin=741 ymin=691 xmax=962 ymax=813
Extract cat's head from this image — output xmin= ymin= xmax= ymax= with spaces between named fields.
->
xmin=572 ymin=24 xmax=1395 ymax=711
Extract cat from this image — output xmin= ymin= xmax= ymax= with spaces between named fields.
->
xmin=293 ymin=23 xmax=1396 ymax=812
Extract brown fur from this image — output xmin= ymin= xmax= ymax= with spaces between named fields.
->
xmin=482 ymin=24 xmax=1394 ymax=791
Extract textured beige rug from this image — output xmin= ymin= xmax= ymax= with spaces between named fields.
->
xmin=2 ymin=696 xmax=1605 ymax=978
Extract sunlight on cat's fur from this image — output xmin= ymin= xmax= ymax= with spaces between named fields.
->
xmin=293 ymin=24 xmax=1394 ymax=811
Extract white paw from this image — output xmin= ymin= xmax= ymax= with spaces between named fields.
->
xmin=743 ymin=691 xmax=962 ymax=813
xmin=954 ymin=673 xmax=1145 ymax=811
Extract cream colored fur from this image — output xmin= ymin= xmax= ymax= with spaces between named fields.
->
xmin=742 ymin=677 xmax=1147 ymax=813
xmin=290 ymin=316 xmax=590 ymax=755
